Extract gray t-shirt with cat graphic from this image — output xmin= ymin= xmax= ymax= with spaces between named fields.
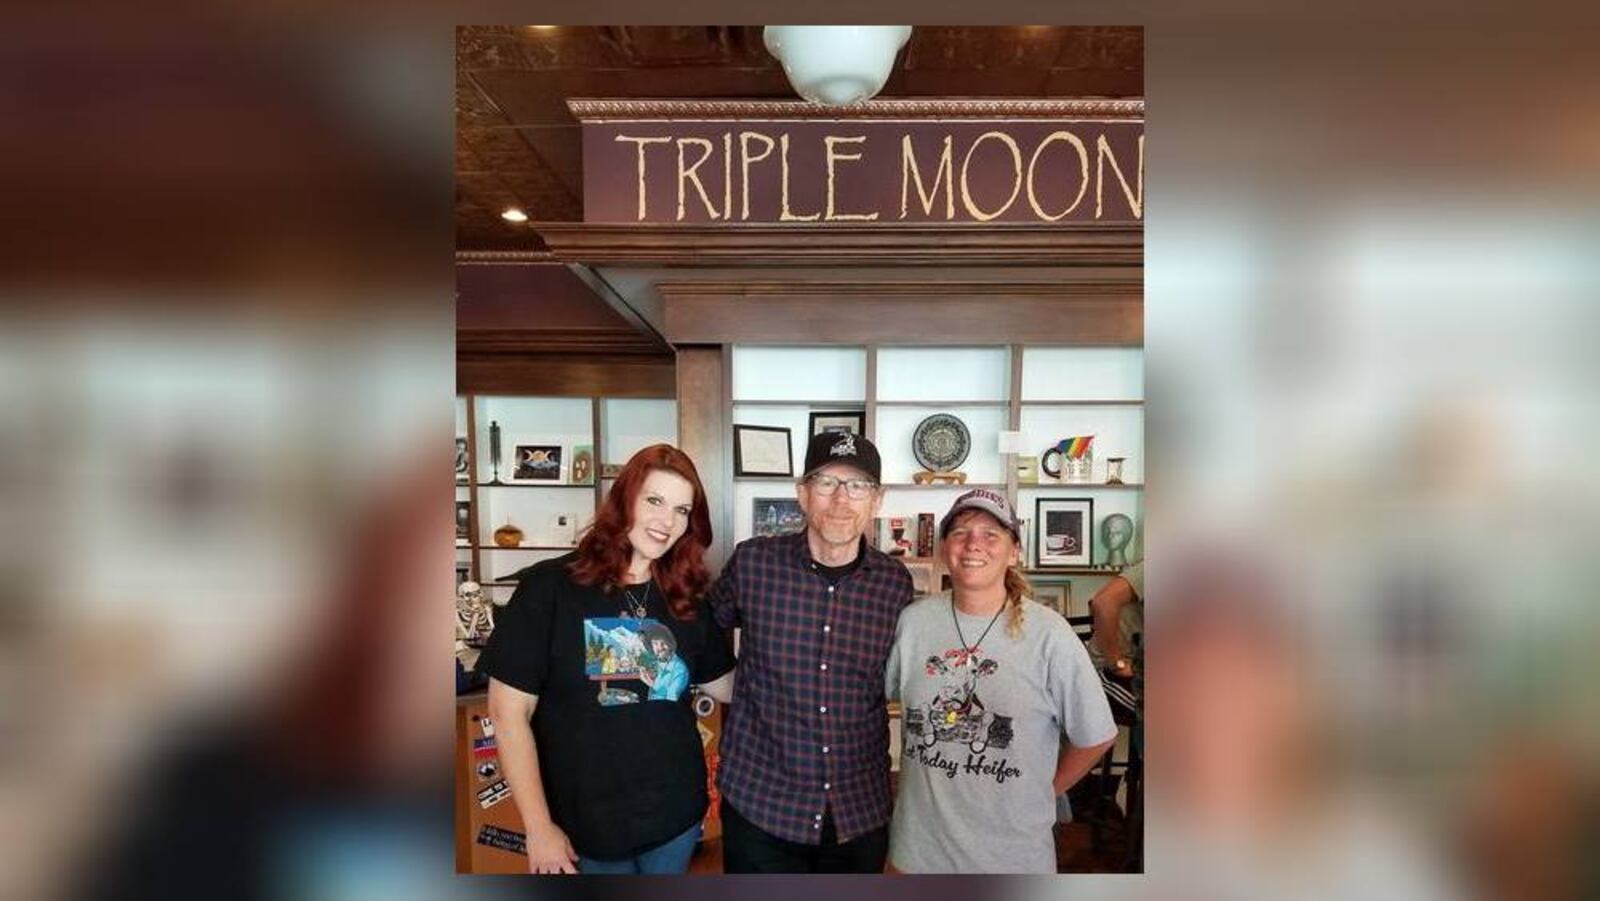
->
xmin=886 ymin=593 xmax=1117 ymax=873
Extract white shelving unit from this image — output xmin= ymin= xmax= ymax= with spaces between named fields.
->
xmin=728 ymin=344 xmax=1144 ymax=606
xmin=455 ymin=394 xmax=677 ymax=602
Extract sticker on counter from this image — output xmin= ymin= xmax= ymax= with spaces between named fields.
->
xmin=471 ymin=736 xmax=497 ymax=757
xmin=475 ymin=759 xmax=499 ymax=782
xmin=476 ymin=824 xmax=526 ymax=856
xmin=476 ymin=779 xmax=511 ymax=809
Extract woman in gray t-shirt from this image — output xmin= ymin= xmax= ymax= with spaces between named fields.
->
xmin=886 ymin=490 xmax=1117 ymax=873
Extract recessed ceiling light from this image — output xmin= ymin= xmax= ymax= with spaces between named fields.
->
xmin=526 ymin=26 xmax=558 ymax=32
xmin=501 ymin=208 xmax=528 ymax=223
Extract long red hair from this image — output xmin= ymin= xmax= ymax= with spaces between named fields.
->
xmin=567 ymin=444 xmax=712 ymax=620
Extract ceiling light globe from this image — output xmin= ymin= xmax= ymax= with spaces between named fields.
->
xmin=763 ymin=26 xmax=912 ymax=106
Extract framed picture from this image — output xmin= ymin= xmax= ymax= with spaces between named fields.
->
xmin=751 ymin=497 xmax=805 ymax=538
xmin=569 ymin=444 xmax=595 ymax=485
xmin=455 ymin=437 xmax=469 ymax=482
xmin=733 ymin=424 xmax=793 ymax=477
xmin=456 ymin=501 xmax=472 ymax=541
xmin=1035 ymin=497 xmax=1094 ymax=567
xmin=808 ymin=410 xmax=866 ymax=437
xmin=1031 ymin=581 xmax=1074 ymax=616
xmin=456 ymin=561 xmax=471 ymax=586
xmin=600 ymin=462 xmax=622 ymax=480
xmin=512 ymin=444 xmax=562 ymax=481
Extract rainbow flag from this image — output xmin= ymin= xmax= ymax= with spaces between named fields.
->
xmin=1063 ymin=435 xmax=1094 ymax=458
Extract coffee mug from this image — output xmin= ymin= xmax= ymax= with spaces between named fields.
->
xmin=1040 ymin=436 xmax=1094 ymax=480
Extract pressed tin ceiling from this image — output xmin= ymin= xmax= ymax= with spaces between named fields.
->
xmin=455 ymin=25 xmax=1144 ymax=251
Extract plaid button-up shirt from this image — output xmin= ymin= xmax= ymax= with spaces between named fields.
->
xmin=708 ymin=532 xmax=913 ymax=844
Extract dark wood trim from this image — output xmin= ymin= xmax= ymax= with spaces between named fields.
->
xmin=567 ymin=97 xmax=1145 ymax=121
xmin=457 ymin=328 xmax=665 ymax=357
xmin=568 ymin=264 xmax=669 ymax=348
xmin=455 ymin=250 xmax=559 ymax=264
xmin=463 ymin=397 xmax=481 ymax=583
xmin=656 ymin=281 xmax=1142 ymax=346
xmin=456 ymin=354 xmax=675 ymax=397
xmin=530 ymin=222 xmax=1143 ymax=267
xmin=677 ymin=346 xmax=730 ymax=574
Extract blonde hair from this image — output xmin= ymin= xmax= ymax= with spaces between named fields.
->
xmin=1003 ymin=565 xmax=1032 ymax=638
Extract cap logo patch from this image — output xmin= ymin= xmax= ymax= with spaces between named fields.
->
xmin=829 ymin=434 xmax=857 ymax=457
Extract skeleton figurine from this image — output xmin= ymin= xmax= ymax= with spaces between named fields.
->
xmin=455 ymin=580 xmax=497 ymax=671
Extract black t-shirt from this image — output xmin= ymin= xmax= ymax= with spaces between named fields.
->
xmin=478 ymin=553 xmax=735 ymax=861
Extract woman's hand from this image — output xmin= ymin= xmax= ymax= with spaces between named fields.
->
xmin=526 ymin=820 xmax=579 ymax=874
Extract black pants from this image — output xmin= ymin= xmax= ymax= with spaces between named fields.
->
xmin=721 ymin=799 xmax=888 ymax=874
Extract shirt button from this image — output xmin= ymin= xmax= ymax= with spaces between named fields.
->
xmin=819 ymin=663 xmax=828 ymax=672
xmin=824 ymin=783 xmax=832 ymax=791
xmin=822 ymin=746 xmax=830 ymax=754
xmin=819 ymin=706 xmax=827 ymax=714
xmin=827 ymin=586 xmax=835 ymax=593
xmin=814 ymin=813 xmax=823 ymax=821
xmin=813 ymin=823 xmax=822 ymax=830
xmin=823 ymin=624 xmax=831 ymax=633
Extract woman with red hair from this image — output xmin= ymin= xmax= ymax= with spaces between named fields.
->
xmin=481 ymin=444 xmax=735 ymax=874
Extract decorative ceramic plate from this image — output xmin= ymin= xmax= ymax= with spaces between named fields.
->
xmin=913 ymin=414 xmax=971 ymax=472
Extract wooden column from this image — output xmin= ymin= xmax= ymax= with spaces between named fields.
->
xmin=676 ymin=345 xmax=731 ymax=574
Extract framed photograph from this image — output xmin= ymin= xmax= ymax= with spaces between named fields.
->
xmin=808 ymin=410 xmax=866 ymax=437
xmin=456 ymin=501 xmax=472 ymax=541
xmin=1035 ymin=497 xmax=1094 ymax=568
xmin=751 ymin=497 xmax=805 ymax=538
xmin=455 ymin=437 xmax=469 ymax=482
xmin=569 ymin=444 xmax=595 ymax=485
xmin=1031 ymin=581 xmax=1074 ymax=616
xmin=733 ymin=424 xmax=793 ymax=477
xmin=456 ymin=561 xmax=471 ymax=586
xmin=512 ymin=444 xmax=562 ymax=481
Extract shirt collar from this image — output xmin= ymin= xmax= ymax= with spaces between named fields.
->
xmin=786 ymin=531 xmax=879 ymax=574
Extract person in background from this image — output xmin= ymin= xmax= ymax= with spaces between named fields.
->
xmin=1089 ymin=560 xmax=1143 ymax=715
xmin=480 ymin=444 xmax=734 ymax=875
xmin=886 ymin=489 xmax=1117 ymax=873
xmin=708 ymin=431 xmax=912 ymax=873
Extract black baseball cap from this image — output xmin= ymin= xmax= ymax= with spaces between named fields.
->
xmin=801 ymin=430 xmax=881 ymax=483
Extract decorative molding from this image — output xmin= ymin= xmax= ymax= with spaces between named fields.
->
xmin=455 ymin=250 xmax=560 ymax=265
xmin=654 ymin=279 xmax=1142 ymax=346
xmin=530 ymin=223 xmax=1143 ymax=267
xmin=457 ymin=327 xmax=668 ymax=356
xmin=567 ymin=98 xmax=1145 ymax=121
xmin=654 ymin=280 xmax=1142 ymax=300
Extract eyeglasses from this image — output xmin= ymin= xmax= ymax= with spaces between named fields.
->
xmin=806 ymin=474 xmax=879 ymax=499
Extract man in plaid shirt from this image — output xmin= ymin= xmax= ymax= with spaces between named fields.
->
xmin=709 ymin=431 xmax=913 ymax=872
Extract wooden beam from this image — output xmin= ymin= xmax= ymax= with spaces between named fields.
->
xmin=531 ymin=222 xmax=1143 ymax=268
xmin=656 ymin=281 xmax=1142 ymax=346
xmin=676 ymin=346 xmax=730 ymax=574
xmin=456 ymin=354 xmax=674 ymax=397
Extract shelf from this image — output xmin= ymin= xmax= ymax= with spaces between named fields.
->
xmin=477 ymin=544 xmax=576 ymax=551
xmin=473 ymin=482 xmax=596 ymax=489
xmin=732 ymin=399 xmax=865 ymax=407
xmin=734 ymin=475 xmax=799 ymax=482
xmin=875 ymin=399 xmax=1009 ymax=408
xmin=1025 ymin=566 xmax=1128 ymax=576
xmin=882 ymin=482 xmax=1006 ymax=490
xmin=1019 ymin=481 xmax=1144 ymax=489
xmin=1019 ymin=399 xmax=1144 ymax=406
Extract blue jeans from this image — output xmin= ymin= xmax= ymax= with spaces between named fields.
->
xmin=577 ymin=822 xmax=702 ymax=874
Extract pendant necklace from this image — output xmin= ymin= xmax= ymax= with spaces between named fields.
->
xmin=950 ymin=596 xmax=1005 ymax=664
xmin=622 ymin=582 xmax=651 ymax=620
